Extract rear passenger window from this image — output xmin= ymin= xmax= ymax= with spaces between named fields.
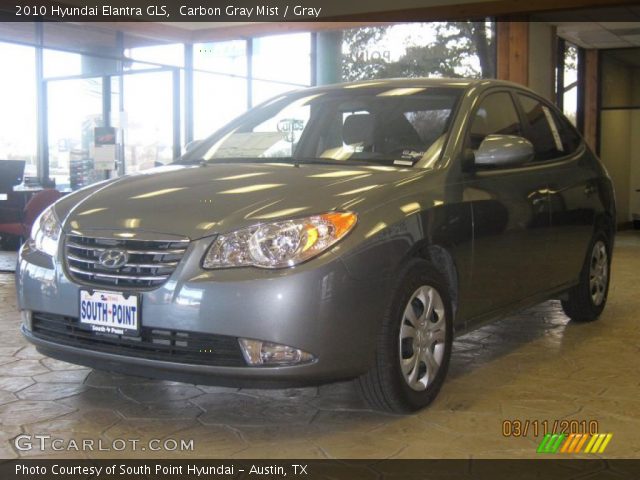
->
xmin=552 ymin=110 xmax=582 ymax=154
xmin=517 ymin=94 xmax=568 ymax=161
xmin=469 ymin=92 xmax=522 ymax=150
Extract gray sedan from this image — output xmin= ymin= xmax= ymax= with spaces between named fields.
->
xmin=17 ymin=79 xmax=615 ymax=412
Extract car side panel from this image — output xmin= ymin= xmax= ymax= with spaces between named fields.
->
xmin=546 ymin=150 xmax=615 ymax=287
xmin=461 ymin=167 xmax=552 ymax=321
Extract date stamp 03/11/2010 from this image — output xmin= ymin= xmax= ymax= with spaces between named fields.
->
xmin=502 ymin=418 xmax=600 ymax=438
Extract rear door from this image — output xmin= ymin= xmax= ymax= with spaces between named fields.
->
xmin=515 ymin=93 xmax=598 ymax=288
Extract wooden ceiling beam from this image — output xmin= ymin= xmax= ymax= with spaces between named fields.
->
xmin=189 ymin=22 xmax=390 ymax=42
xmin=75 ymin=21 xmax=391 ymax=46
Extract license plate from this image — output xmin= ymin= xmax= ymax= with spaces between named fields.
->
xmin=79 ymin=290 xmax=139 ymax=335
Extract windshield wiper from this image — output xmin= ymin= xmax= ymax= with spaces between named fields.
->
xmin=293 ymin=157 xmax=400 ymax=167
xmin=174 ymin=157 xmax=399 ymax=167
xmin=175 ymin=157 xmax=298 ymax=166
xmin=176 ymin=158 xmax=207 ymax=165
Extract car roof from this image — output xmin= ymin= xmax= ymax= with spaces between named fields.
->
xmin=289 ymin=77 xmax=537 ymax=97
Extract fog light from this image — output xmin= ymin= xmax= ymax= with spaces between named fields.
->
xmin=21 ymin=310 xmax=33 ymax=331
xmin=238 ymin=338 xmax=315 ymax=366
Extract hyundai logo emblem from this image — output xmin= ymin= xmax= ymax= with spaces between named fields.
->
xmin=98 ymin=249 xmax=129 ymax=269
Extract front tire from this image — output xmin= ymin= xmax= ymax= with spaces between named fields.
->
xmin=561 ymin=234 xmax=611 ymax=322
xmin=358 ymin=260 xmax=453 ymax=413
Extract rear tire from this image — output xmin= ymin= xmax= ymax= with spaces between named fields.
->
xmin=358 ymin=260 xmax=453 ymax=413
xmin=561 ymin=234 xmax=610 ymax=322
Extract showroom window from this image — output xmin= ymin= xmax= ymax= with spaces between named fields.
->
xmin=192 ymin=34 xmax=313 ymax=140
xmin=0 ymin=27 xmax=311 ymax=187
xmin=0 ymin=42 xmax=37 ymax=178
xmin=43 ymin=49 xmax=82 ymax=79
xmin=251 ymin=33 xmax=312 ymax=105
xmin=193 ymin=71 xmax=247 ymax=140
xmin=341 ymin=21 xmax=496 ymax=82
xmin=125 ymin=42 xmax=184 ymax=69
xmin=193 ymin=40 xmax=248 ymax=140
xmin=556 ymin=40 xmax=582 ymax=128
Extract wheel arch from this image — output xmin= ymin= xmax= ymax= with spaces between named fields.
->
xmin=594 ymin=212 xmax=615 ymax=249
xmin=409 ymin=243 xmax=460 ymax=319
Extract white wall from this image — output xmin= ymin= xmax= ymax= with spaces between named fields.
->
xmin=599 ymin=54 xmax=640 ymax=225
xmin=601 ymin=109 xmax=631 ymax=224
xmin=528 ymin=22 xmax=554 ymax=100
xmin=630 ymin=70 xmax=640 ymax=223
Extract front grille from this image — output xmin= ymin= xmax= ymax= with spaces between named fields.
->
xmin=31 ymin=312 xmax=246 ymax=367
xmin=65 ymin=234 xmax=189 ymax=290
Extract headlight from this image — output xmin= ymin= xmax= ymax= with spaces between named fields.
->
xmin=202 ymin=212 xmax=357 ymax=269
xmin=29 ymin=205 xmax=61 ymax=257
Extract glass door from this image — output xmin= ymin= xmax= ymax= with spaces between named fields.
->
xmin=46 ymin=77 xmax=104 ymax=191
xmin=118 ymin=69 xmax=177 ymax=174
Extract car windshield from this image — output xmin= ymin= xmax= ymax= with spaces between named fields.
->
xmin=178 ymin=85 xmax=463 ymax=169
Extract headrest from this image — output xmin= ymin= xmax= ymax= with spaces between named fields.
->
xmin=343 ymin=114 xmax=374 ymax=147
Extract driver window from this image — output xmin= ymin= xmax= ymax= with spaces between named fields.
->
xmin=469 ymin=92 xmax=522 ymax=150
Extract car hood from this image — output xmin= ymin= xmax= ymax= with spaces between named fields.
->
xmin=58 ymin=162 xmax=426 ymax=239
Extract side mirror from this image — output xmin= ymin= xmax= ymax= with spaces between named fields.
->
xmin=474 ymin=135 xmax=534 ymax=168
xmin=184 ymin=139 xmax=203 ymax=153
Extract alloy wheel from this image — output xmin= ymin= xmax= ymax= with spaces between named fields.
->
xmin=399 ymin=285 xmax=447 ymax=392
xmin=589 ymin=240 xmax=608 ymax=306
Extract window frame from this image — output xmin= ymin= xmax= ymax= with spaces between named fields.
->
xmin=462 ymin=86 xmax=586 ymax=173
xmin=513 ymin=90 xmax=585 ymax=164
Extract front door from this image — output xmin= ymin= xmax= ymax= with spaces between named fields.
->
xmin=462 ymin=91 xmax=553 ymax=320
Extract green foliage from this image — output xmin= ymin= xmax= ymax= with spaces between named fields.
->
xmin=341 ymin=21 xmax=495 ymax=81
xmin=564 ymin=44 xmax=578 ymax=72
xmin=341 ymin=27 xmax=390 ymax=81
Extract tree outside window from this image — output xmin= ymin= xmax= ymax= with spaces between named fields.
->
xmin=341 ymin=22 xmax=496 ymax=82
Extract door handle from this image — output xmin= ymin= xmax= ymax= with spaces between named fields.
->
xmin=529 ymin=189 xmax=549 ymax=206
xmin=584 ymin=184 xmax=597 ymax=196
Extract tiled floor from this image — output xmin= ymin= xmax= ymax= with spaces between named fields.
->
xmin=0 ymin=233 xmax=639 ymax=459
xmin=0 ymin=251 xmax=17 ymax=272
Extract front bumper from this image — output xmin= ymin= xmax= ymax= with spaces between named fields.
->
xmin=16 ymin=236 xmax=391 ymax=386
xmin=22 ymin=326 xmax=344 ymax=387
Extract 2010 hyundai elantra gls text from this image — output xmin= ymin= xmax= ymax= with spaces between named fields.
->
xmin=17 ymin=79 xmax=615 ymax=412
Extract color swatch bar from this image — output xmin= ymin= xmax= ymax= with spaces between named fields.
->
xmin=537 ymin=433 xmax=613 ymax=454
